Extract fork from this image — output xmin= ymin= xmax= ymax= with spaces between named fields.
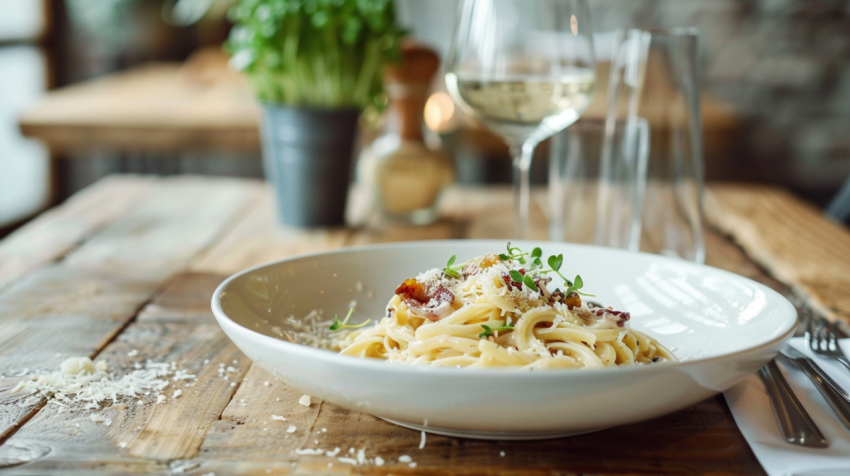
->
xmin=806 ymin=314 xmax=850 ymax=372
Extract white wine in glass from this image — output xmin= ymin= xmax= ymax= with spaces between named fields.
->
xmin=446 ymin=0 xmax=595 ymax=238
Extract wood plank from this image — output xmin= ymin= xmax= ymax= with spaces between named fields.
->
xmin=0 ymin=267 xmax=160 ymax=441
xmin=706 ymin=184 xmax=850 ymax=322
xmin=1 ymin=274 xmax=251 ymax=471
xmin=0 ymin=175 xmax=155 ymax=292
xmin=0 ymin=176 xmax=261 ymax=447
xmin=190 ymin=188 xmax=350 ymax=276
xmin=18 ymin=59 xmax=261 ymax=153
xmin=197 ymin=368 xmax=762 ymax=475
xmin=65 ymin=176 xmax=260 ymax=278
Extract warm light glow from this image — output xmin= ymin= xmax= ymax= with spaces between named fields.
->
xmin=424 ymin=92 xmax=456 ymax=133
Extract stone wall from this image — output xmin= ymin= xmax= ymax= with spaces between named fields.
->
xmin=591 ymin=0 xmax=850 ymax=199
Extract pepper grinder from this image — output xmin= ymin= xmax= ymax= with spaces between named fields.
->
xmin=357 ymin=42 xmax=453 ymax=225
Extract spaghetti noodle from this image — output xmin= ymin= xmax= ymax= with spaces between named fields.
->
xmin=334 ymin=247 xmax=676 ymax=369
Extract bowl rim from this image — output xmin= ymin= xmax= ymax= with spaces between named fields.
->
xmin=210 ymin=239 xmax=797 ymax=380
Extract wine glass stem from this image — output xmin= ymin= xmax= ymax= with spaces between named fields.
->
xmin=511 ymin=142 xmax=536 ymax=239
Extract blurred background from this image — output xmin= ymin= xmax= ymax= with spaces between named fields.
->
xmin=2 ymin=0 xmax=849 ymax=236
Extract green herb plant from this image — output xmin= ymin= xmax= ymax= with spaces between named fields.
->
xmin=329 ymin=308 xmax=371 ymax=331
xmin=226 ymin=0 xmax=405 ymax=109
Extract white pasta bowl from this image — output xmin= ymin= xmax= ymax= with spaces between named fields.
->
xmin=211 ymin=240 xmax=796 ymax=440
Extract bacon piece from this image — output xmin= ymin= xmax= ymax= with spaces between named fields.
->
xmin=564 ymin=291 xmax=582 ymax=309
xmin=395 ymin=278 xmax=455 ymax=321
xmin=395 ymin=279 xmax=427 ymax=302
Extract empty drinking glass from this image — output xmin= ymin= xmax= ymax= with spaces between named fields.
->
xmin=548 ymin=28 xmax=705 ymax=263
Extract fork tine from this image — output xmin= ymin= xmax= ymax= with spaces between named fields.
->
xmin=805 ymin=311 xmax=816 ymax=350
xmin=816 ymin=317 xmax=829 ymax=352
xmin=826 ymin=319 xmax=839 ymax=352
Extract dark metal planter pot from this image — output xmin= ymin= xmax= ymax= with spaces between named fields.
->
xmin=261 ymin=105 xmax=360 ymax=227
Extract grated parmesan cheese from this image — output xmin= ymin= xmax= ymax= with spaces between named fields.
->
xmin=11 ymin=357 xmax=176 ymax=408
xmin=337 ymin=457 xmax=358 ymax=465
xmin=374 ymin=456 xmax=385 ymax=466
xmin=398 ymin=455 xmax=412 ymax=463
xmin=271 ymin=415 xmax=286 ymax=421
xmin=294 ymin=448 xmax=324 ymax=455
xmin=298 ymin=395 xmax=311 ymax=407
xmin=286 ymin=425 xmax=297 ymax=433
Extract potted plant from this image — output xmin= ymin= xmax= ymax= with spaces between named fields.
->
xmin=226 ymin=0 xmax=405 ymax=226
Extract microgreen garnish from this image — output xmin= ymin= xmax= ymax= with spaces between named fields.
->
xmin=479 ymin=321 xmax=515 ymax=338
xmin=545 ymin=254 xmax=594 ymax=296
xmin=507 ymin=270 xmax=538 ymax=292
xmin=443 ymin=254 xmax=462 ymax=279
xmin=328 ymin=308 xmax=371 ymax=331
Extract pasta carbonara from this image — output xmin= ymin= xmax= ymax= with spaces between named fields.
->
xmin=334 ymin=246 xmax=676 ymax=369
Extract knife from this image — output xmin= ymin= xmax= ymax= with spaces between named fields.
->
xmin=779 ymin=346 xmax=850 ymax=431
xmin=758 ymin=360 xmax=828 ymax=447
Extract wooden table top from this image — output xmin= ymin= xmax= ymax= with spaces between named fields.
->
xmin=18 ymin=49 xmax=739 ymax=155
xmin=1 ymin=175 xmax=849 ymax=475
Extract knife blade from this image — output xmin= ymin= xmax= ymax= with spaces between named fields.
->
xmin=779 ymin=346 xmax=850 ymax=431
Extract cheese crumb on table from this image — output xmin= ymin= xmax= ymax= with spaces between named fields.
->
xmin=286 ymin=425 xmax=297 ymax=433
xmin=419 ymin=431 xmax=426 ymax=449
xmin=61 ymin=357 xmax=95 ymax=375
xmin=298 ymin=395 xmax=311 ymax=406
xmin=90 ymin=414 xmax=106 ymax=423
xmin=398 ymin=455 xmax=412 ymax=463
xmin=172 ymin=389 xmax=182 ymax=398
xmin=271 ymin=415 xmax=286 ymax=421
xmin=338 ymin=457 xmax=357 ymax=465
xmin=263 ymin=381 xmax=270 ymax=386
xmin=156 ymin=395 xmax=167 ymax=404
xmin=374 ymin=456 xmax=385 ymax=466
xmin=500 ymin=451 xmax=505 ymax=457
xmin=294 ymin=448 xmax=324 ymax=455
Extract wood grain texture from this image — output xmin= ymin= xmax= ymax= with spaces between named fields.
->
xmin=0 ymin=176 xmax=262 ymax=450
xmin=4 ymin=176 xmax=844 ymax=475
xmin=1 ymin=289 xmax=251 ymax=472
xmin=190 ymin=188 xmax=350 ymax=276
xmin=64 ymin=176 xmax=259 ymax=278
xmin=18 ymin=57 xmax=262 ymax=153
xmin=706 ymin=184 xmax=850 ymax=322
xmin=0 ymin=175 xmax=155 ymax=292
xmin=0 ymin=267 xmax=160 ymax=441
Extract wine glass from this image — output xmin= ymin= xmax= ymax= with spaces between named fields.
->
xmin=446 ymin=0 xmax=596 ymax=238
